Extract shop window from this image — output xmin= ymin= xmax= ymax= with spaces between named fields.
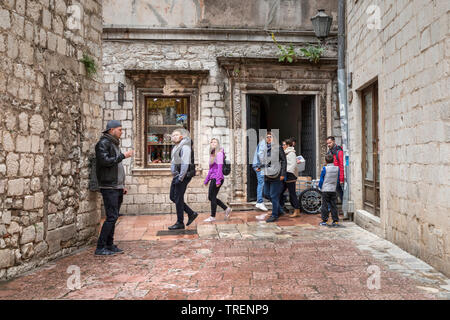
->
xmin=146 ymin=97 xmax=189 ymax=166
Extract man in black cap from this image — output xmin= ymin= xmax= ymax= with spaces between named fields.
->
xmin=94 ymin=120 xmax=133 ymax=256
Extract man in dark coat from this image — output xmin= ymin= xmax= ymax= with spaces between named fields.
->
xmin=94 ymin=120 xmax=133 ymax=256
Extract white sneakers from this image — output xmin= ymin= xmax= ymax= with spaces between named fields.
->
xmin=255 ymin=202 xmax=268 ymax=211
xmin=225 ymin=207 xmax=232 ymax=220
xmin=204 ymin=207 xmax=232 ymax=222
xmin=255 ymin=213 xmax=268 ymax=220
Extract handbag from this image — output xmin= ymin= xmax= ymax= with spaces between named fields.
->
xmin=222 ymin=151 xmax=231 ymax=176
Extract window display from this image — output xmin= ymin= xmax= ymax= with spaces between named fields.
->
xmin=146 ymin=97 xmax=189 ymax=165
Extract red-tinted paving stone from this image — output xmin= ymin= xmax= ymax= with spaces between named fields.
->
xmin=0 ymin=214 xmax=446 ymax=300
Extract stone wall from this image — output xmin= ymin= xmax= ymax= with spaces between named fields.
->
xmin=103 ymin=0 xmax=339 ymax=31
xmin=346 ymin=0 xmax=449 ymax=276
xmin=0 ymin=0 xmax=103 ymax=280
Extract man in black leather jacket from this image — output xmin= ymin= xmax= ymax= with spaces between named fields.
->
xmin=94 ymin=120 xmax=133 ymax=256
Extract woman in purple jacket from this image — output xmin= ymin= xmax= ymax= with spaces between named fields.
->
xmin=204 ymin=138 xmax=232 ymax=222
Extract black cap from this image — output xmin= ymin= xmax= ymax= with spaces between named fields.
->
xmin=103 ymin=120 xmax=121 ymax=133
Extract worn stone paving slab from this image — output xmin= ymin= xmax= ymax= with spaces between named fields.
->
xmin=0 ymin=211 xmax=448 ymax=300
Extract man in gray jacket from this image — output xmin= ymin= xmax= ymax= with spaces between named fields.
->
xmin=168 ymin=128 xmax=198 ymax=230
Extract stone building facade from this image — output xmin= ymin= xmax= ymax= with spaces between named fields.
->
xmin=346 ymin=0 xmax=449 ymax=276
xmin=0 ymin=0 xmax=103 ymax=279
xmin=102 ymin=0 xmax=342 ymax=215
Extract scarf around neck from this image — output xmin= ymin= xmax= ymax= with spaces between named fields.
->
xmin=103 ymin=133 xmax=120 ymax=146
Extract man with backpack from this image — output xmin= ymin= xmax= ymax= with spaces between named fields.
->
xmin=168 ymin=128 xmax=198 ymax=230
xmin=260 ymin=131 xmax=287 ymax=223
xmin=326 ymin=136 xmax=345 ymax=202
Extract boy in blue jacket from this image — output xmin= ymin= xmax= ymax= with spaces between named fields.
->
xmin=318 ymin=154 xmax=340 ymax=227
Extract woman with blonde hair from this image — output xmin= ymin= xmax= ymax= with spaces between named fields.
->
xmin=203 ymin=138 xmax=232 ymax=222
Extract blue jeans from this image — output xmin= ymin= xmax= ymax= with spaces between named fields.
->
xmin=263 ymin=179 xmax=283 ymax=218
xmin=254 ymin=168 xmax=265 ymax=203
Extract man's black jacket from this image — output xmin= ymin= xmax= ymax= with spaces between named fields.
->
xmin=95 ymin=135 xmax=125 ymax=188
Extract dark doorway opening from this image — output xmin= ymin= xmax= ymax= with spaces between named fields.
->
xmin=246 ymin=94 xmax=316 ymax=202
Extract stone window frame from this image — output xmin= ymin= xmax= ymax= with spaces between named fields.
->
xmin=125 ymin=70 xmax=209 ymax=176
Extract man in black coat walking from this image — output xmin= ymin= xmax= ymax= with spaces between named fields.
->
xmin=94 ymin=120 xmax=133 ymax=256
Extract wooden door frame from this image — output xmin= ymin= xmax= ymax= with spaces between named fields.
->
xmin=361 ymin=82 xmax=380 ymax=216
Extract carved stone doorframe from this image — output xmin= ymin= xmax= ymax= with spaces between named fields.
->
xmin=219 ymin=57 xmax=338 ymax=202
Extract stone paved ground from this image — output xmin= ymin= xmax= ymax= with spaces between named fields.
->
xmin=0 ymin=211 xmax=449 ymax=300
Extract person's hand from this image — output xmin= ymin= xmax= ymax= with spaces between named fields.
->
xmin=124 ymin=149 xmax=134 ymax=158
xmin=123 ymin=188 xmax=128 ymax=195
xmin=280 ymin=176 xmax=284 ymax=181
xmin=256 ymin=168 xmax=261 ymax=172
xmin=296 ymin=159 xmax=301 ymax=164
xmin=216 ymin=183 xmax=221 ymax=187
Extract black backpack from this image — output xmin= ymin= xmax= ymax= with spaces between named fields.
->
xmin=179 ymin=140 xmax=196 ymax=179
xmin=222 ymin=151 xmax=231 ymax=176
xmin=88 ymin=152 xmax=99 ymax=192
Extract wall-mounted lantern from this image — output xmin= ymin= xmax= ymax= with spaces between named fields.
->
xmin=311 ymin=9 xmax=333 ymax=41
xmin=118 ymin=82 xmax=125 ymax=106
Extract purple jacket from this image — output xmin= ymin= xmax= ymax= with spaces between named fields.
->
xmin=204 ymin=149 xmax=224 ymax=186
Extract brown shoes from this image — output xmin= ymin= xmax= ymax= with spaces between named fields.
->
xmin=289 ymin=209 xmax=301 ymax=218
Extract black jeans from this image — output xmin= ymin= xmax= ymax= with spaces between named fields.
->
xmin=170 ymin=177 xmax=195 ymax=224
xmin=97 ymin=188 xmax=123 ymax=249
xmin=336 ymin=182 xmax=344 ymax=203
xmin=208 ymin=179 xmax=227 ymax=217
xmin=279 ymin=181 xmax=300 ymax=209
xmin=321 ymin=191 xmax=338 ymax=223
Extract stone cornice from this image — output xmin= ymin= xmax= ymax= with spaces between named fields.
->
xmin=103 ymin=25 xmax=338 ymax=43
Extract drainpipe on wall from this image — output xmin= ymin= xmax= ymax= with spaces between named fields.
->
xmin=337 ymin=0 xmax=351 ymax=219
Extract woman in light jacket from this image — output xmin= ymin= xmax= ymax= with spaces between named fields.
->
xmin=281 ymin=138 xmax=301 ymax=217
xmin=203 ymin=138 xmax=232 ymax=222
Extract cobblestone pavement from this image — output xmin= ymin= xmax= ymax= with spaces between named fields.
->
xmin=0 ymin=211 xmax=449 ymax=300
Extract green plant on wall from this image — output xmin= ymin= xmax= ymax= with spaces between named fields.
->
xmin=80 ymin=53 xmax=97 ymax=78
xmin=271 ymin=33 xmax=296 ymax=63
xmin=271 ymin=33 xmax=325 ymax=64
xmin=300 ymin=45 xmax=325 ymax=64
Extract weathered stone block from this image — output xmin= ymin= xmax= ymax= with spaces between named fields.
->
xmin=29 ymin=114 xmax=44 ymax=134
xmin=0 ymin=249 xmax=14 ymax=269
xmin=0 ymin=9 xmax=11 ymax=30
xmin=19 ymin=155 xmax=34 ymax=177
xmin=6 ymin=153 xmax=19 ymax=177
xmin=23 ymin=195 xmax=35 ymax=210
xmin=7 ymin=179 xmax=24 ymax=196
xmin=20 ymin=243 xmax=34 ymax=260
xmin=16 ymin=135 xmax=31 ymax=153
xmin=35 ymin=222 xmax=44 ymax=242
xmin=215 ymin=117 xmax=227 ymax=127
xmin=7 ymin=221 xmax=20 ymax=234
xmin=20 ymin=225 xmax=36 ymax=244
xmin=3 ymin=132 xmax=15 ymax=151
